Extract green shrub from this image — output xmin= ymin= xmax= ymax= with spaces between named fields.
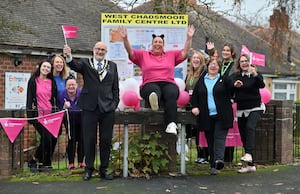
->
xmin=110 ymin=131 xmax=169 ymax=179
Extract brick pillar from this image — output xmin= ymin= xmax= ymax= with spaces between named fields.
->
xmin=272 ymin=100 xmax=293 ymax=164
xmin=254 ymin=100 xmax=293 ymax=164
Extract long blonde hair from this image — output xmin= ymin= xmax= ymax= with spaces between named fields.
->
xmin=51 ymin=55 xmax=69 ymax=79
xmin=186 ymin=50 xmax=205 ymax=81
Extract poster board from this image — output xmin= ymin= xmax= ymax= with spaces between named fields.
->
xmin=5 ymin=72 xmax=31 ymax=109
xmin=101 ymin=13 xmax=188 ymax=81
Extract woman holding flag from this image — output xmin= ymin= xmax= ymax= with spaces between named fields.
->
xmin=231 ymin=54 xmax=265 ymax=173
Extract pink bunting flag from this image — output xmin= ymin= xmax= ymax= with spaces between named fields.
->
xmin=199 ymin=103 xmax=243 ymax=147
xmin=199 ymin=124 xmax=243 ymax=147
xmin=62 ymin=25 xmax=78 ymax=38
xmin=38 ymin=110 xmax=65 ymax=138
xmin=0 ymin=118 xmax=27 ymax=143
xmin=225 ymin=122 xmax=243 ymax=146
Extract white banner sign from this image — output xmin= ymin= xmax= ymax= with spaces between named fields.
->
xmin=5 ymin=72 xmax=31 ymax=109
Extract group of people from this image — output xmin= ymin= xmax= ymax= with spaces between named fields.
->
xmin=26 ymin=55 xmax=84 ymax=171
xmin=26 ymin=23 xmax=265 ymax=180
xmin=187 ymin=42 xmax=265 ymax=175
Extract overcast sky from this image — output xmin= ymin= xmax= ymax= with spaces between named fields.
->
xmin=211 ymin=0 xmax=299 ymax=32
xmin=120 ymin=0 xmax=299 ymax=32
xmin=211 ymin=0 xmax=274 ymax=27
xmin=212 ymin=0 xmax=273 ymax=15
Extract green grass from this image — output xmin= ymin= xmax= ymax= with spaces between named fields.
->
xmin=3 ymin=138 xmax=296 ymax=182
xmin=8 ymin=169 xmax=84 ymax=182
xmin=5 ymin=159 xmax=291 ymax=182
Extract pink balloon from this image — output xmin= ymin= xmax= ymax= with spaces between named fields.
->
xmin=122 ymin=90 xmax=139 ymax=107
xmin=134 ymin=101 xmax=140 ymax=111
xmin=260 ymin=88 xmax=271 ymax=104
xmin=177 ymin=91 xmax=190 ymax=107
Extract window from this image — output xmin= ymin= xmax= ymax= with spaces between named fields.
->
xmin=274 ymin=83 xmax=287 ymax=89
xmin=273 ymin=82 xmax=296 ymax=101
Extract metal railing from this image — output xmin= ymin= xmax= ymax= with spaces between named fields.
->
xmin=2 ymin=102 xmax=300 ymax=175
xmin=293 ymin=103 xmax=300 ymax=161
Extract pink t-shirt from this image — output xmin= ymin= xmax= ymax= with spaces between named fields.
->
xmin=36 ymin=77 xmax=52 ymax=116
xmin=130 ymin=49 xmax=186 ymax=87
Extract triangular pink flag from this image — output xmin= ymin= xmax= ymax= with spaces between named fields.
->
xmin=241 ymin=44 xmax=250 ymax=55
xmin=0 ymin=118 xmax=27 ymax=143
xmin=38 ymin=110 xmax=65 ymax=138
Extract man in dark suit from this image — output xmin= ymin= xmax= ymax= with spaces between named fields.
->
xmin=63 ymin=42 xmax=119 ymax=180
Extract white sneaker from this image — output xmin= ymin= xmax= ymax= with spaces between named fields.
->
xmin=241 ymin=153 xmax=253 ymax=162
xmin=165 ymin=122 xmax=177 ymax=135
xmin=238 ymin=166 xmax=256 ymax=173
xmin=149 ymin=92 xmax=159 ymax=111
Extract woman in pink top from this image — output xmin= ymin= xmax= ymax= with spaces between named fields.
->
xmin=26 ymin=59 xmax=58 ymax=171
xmin=118 ymin=25 xmax=195 ymax=135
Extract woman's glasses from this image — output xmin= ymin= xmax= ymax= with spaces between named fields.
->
xmin=240 ymin=60 xmax=248 ymax=63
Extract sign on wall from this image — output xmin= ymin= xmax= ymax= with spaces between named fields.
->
xmin=101 ymin=13 xmax=188 ymax=80
xmin=5 ymin=72 xmax=31 ymax=109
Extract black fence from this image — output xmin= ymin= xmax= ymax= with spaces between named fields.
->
xmin=293 ymin=103 xmax=300 ymax=161
xmin=1 ymin=102 xmax=299 ymax=175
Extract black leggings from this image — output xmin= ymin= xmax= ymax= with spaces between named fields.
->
xmin=33 ymin=122 xmax=57 ymax=166
xmin=238 ymin=110 xmax=263 ymax=165
xmin=65 ymin=120 xmax=84 ymax=164
xmin=140 ymin=81 xmax=179 ymax=125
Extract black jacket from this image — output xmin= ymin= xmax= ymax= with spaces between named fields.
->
xmin=230 ymin=72 xmax=265 ymax=110
xmin=67 ymin=58 xmax=119 ymax=113
xmin=191 ymin=73 xmax=233 ymax=131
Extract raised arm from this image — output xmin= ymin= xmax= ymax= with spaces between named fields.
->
xmin=117 ymin=26 xmax=134 ymax=59
xmin=181 ymin=24 xmax=195 ymax=59
xmin=63 ymin=45 xmax=72 ymax=59
xmin=205 ymin=42 xmax=216 ymax=56
xmin=63 ymin=45 xmax=82 ymax=73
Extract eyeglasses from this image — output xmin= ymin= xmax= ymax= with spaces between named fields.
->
xmin=240 ymin=60 xmax=248 ymax=63
xmin=209 ymin=63 xmax=219 ymax=66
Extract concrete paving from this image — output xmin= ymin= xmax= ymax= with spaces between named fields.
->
xmin=0 ymin=164 xmax=299 ymax=194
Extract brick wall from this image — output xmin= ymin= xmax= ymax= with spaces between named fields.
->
xmin=254 ymin=100 xmax=293 ymax=164
xmin=0 ymin=53 xmax=44 ymax=109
